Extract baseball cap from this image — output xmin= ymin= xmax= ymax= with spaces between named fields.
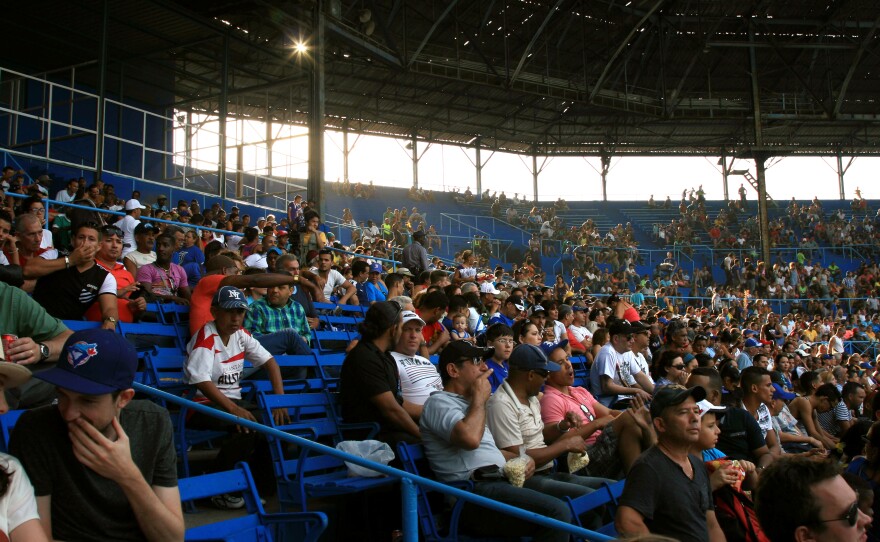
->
xmin=531 ymin=305 xmax=546 ymax=315
xmin=267 ymin=247 xmax=283 ymax=256
xmin=480 ymin=282 xmax=501 ymax=295
xmin=439 ymin=340 xmax=494 ymax=369
xmin=744 ymin=338 xmax=760 ymax=348
xmin=743 ymin=329 xmax=758 ymax=337
xmin=36 ymin=329 xmax=137 ymax=394
xmin=539 ymin=340 xmax=569 ymax=357
xmin=509 ymin=296 xmax=526 ymax=312
xmin=608 ymin=319 xmax=634 ymax=337
xmin=124 ymin=199 xmax=146 ymax=211
xmin=650 ymin=385 xmax=706 ymax=418
xmin=697 ymin=399 xmax=727 ymax=417
xmin=369 ymin=263 xmax=384 ymax=274
xmin=772 ymin=383 xmax=797 ymax=401
xmin=400 ymin=310 xmax=425 ymax=327
xmin=396 ymin=267 xmax=415 ymax=277
xmin=509 ymin=343 xmax=561 ymax=373
xmin=212 ymin=286 xmax=248 ymax=310
xmin=134 ymin=222 xmax=156 ymax=235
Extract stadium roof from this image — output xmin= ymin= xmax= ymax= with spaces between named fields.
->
xmin=8 ymin=0 xmax=880 ymax=156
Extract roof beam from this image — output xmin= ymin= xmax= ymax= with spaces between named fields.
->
xmin=833 ymin=14 xmax=880 ymax=118
xmin=406 ymin=0 xmax=460 ymax=68
xmin=509 ymin=0 xmax=566 ymax=85
xmin=589 ymin=0 xmax=666 ymax=102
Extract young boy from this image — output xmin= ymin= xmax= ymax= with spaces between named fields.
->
xmin=450 ymin=314 xmax=474 ymax=343
xmin=484 ymin=323 xmax=514 ymax=393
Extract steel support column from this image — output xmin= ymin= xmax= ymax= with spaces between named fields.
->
xmin=94 ymin=0 xmax=109 ymax=182
xmin=837 ymin=152 xmax=846 ymax=200
xmin=411 ymin=131 xmax=418 ymax=189
xmin=475 ymin=140 xmax=482 ymax=196
xmin=755 ymin=157 xmax=771 ymax=265
xmin=720 ymin=152 xmax=729 ymax=201
xmin=342 ymin=119 xmax=349 ymax=183
xmin=532 ymin=151 xmax=538 ymax=202
xmin=600 ymin=155 xmax=611 ymax=202
xmin=218 ymin=35 xmax=229 ymax=203
xmin=307 ymin=2 xmax=325 ymax=211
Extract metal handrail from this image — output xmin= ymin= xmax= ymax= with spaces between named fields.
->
xmin=132 ymin=382 xmax=613 ymax=542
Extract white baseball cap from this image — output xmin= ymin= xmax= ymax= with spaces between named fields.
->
xmin=480 ymin=282 xmax=500 ymax=295
xmin=124 ymin=199 xmax=146 ymax=211
xmin=697 ymin=399 xmax=727 ymax=417
xmin=400 ymin=310 xmax=425 ymax=327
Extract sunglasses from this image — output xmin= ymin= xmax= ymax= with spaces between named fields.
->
xmin=458 ymin=358 xmax=486 ymax=366
xmin=816 ymin=501 xmax=860 ymax=528
xmin=531 ymin=369 xmax=550 ymax=378
xmin=101 ymin=225 xmax=124 ymax=238
xmin=671 ymin=364 xmax=687 ymax=370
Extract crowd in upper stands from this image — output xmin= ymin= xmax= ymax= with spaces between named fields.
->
xmin=2 ymin=165 xmax=880 ymax=541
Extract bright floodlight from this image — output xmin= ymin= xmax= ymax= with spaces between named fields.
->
xmin=294 ymin=42 xmax=308 ymax=53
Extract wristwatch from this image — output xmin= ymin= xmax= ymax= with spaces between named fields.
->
xmin=103 ymin=316 xmax=118 ymax=326
xmin=37 ymin=343 xmax=49 ymax=362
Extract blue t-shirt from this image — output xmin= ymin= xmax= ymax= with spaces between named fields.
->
xmin=701 ymin=448 xmax=725 ymax=462
xmin=488 ymin=313 xmax=515 ymax=328
xmin=355 ymin=280 xmax=369 ymax=306
xmin=366 ymin=281 xmax=388 ymax=303
xmin=485 ymin=359 xmax=509 ymax=393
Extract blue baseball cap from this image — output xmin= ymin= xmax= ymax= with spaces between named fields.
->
xmin=509 ymin=343 xmax=561 ymax=373
xmin=539 ymin=340 xmax=569 ymax=358
xmin=369 ymin=263 xmax=384 ymax=274
xmin=213 ymin=286 xmax=248 ymax=310
xmin=744 ymin=338 xmax=761 ymax=348
xmin=36 ymin=329 xmax=137 ymax=394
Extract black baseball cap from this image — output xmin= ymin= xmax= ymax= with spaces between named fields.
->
xmin=650 ymin=385 xmax=706 ymax=418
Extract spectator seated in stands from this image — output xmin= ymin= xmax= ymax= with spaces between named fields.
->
xmin=10 ymin=213 xmax=61 ymax=291
xmin=540 ymin=341 xmax=655 ymax=478
xmin=123 ymin=222 xmax=157 ymax=278
xmin=589 ymin=320 xmax=653 ymax=409
xmin=32 ymin=222 xmax=118 ymax=330
xmin=136 ymin=233 xmax=191 ymax=306
xmin=84 ymin=224 xmax=146 ymax=324
xmin=340 ymin=300 xmax=421 ymax=444
xmin=114 ymin=199 xmax=144 ymax=259
xmin=485 ymin=343 xmax=614 ymax=530
xmin=176 ymin=230 xmax=205 ymax=286
xmin=184 ymin=286 xmax=289 ymax=505
xmin=0 ymin=210 xmax=19 ymax=270
xmin=311 ymin=248 xmax=356 ymax=304
xmin=390 ymin=311 xmax=443 ymax=418
xmin=10 ymin=329 xmax=184 ymax=541
xmin=615 ymin=386 xmax=725 ymax=541
xmin=366 ymin=263 xmax=388 ymax=303
xmin=415 ymin=290 xmax=450 ymax=357
xmin=420 ymin=339 xmax=582 ymax=542
xmin=243 ymin=277 xmax=313 ymax=360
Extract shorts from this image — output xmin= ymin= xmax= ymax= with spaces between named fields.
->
xmin=585 ymin=425 xmax=623 ymax=480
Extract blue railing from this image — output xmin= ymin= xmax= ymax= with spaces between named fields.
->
xmin=132 ymin=382 xmax=613 ymax=542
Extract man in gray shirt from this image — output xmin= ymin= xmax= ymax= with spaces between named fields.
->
xmin=420 ymin=341 xmax=573 ymax=542
xmin=401 ymin=230 xmax=429 ymax=276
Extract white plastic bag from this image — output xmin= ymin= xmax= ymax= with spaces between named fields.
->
xmin=503 ymin=446 xmax=531 ymax=487
xmin=336 ymin=440 xmax=395 ymax=477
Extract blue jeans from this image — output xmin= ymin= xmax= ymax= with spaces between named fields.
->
xmin=249 ymin=329 xmax=311 ymax=379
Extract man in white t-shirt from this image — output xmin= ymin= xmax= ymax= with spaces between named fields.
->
xmin=622 ymin=321 xmax=655 ymax=393
xmin=589 ymin=320 xmax=652 ymax=408
xmin=568 ymin=307 xmax=593 ymax=348
xmin=391 ymin=311 xmax=443 ymax=416
xmin=311 ymin=248 xmax=356 ymax=304
xmin=115 ymin=199 xmax=145 ymax=258
xmin=184 ymin=285 xmax=288 ymax=506
xmin=55 ymin=178 xmax=78 ymax=204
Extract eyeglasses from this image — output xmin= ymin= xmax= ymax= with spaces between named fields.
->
xmin=671 ymin=364 xmax=686 ymax=370
xmin=101 ymin=225 xmax=124 ymax=238
xmin=494 ymin=338 xmax=515 ymax=345
xmin=815 ymin=501 xmax=860 ymax=528
xmin=389 ymin=299 xmax=404 ymax=324
xmin=458 ymin=358 xmax=486 ymax=366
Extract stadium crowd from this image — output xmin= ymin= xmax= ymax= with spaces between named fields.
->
xmin=0 ymin=169 xmax=877 ymax=541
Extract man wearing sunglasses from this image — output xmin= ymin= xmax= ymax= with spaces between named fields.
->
xmin=756 ymin=455 xmax=871 ymax=542
xmin=486 ymin=343 xmax=614 ymax=528
xmin=84 ymin=225 xmax=146 ymax=323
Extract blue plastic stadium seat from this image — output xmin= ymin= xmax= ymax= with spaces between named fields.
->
xmin=256 ymin=390 xmax=393 ymax=511
xmin=179 ymin=462 xmax=327 ymax=542
xmin=0 ymin=410 xmax=26 ymax=454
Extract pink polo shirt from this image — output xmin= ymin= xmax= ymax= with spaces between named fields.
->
xmin=540 ymin=385 xmax=603 ymax=446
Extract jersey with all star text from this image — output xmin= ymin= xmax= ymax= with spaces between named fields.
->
xmin=184 ymin=321 xmax=272 ymax=400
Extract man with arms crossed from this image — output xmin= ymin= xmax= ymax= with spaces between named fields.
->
xmin=10 ymin=329 xmax=184 ymax=541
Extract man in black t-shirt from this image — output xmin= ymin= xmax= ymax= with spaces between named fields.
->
xmin=339 ymin=300 xmax=421 ymax=444
xmin=32 ymin=222 xmax=118 ymax=329
xmin=615 ymin=386 xmax=725 ymax=542
xmin=10 ymin=329 xmax=183 ymax=541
